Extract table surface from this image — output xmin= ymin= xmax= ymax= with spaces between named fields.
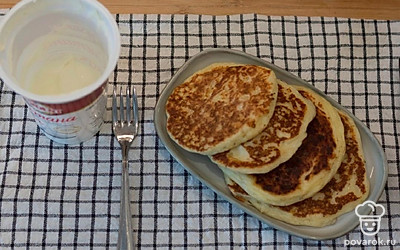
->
xmin=0 ymin=0 xmax=399 ymax=20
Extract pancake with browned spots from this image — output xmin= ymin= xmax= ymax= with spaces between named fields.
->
xmin=225 ymin=110 xmax=369 ymax=227
xmin=166 ymin=63 xmax=278 ymax=155
xmin=221 ymin=86 xmax=346 ymax=206
xmin=211 ymin=80 xmax=316 ymax=174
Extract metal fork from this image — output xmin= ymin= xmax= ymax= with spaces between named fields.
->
xmin=112 ymin=86 xmax=139 ymax=250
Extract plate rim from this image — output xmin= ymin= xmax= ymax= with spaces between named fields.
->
xmin=153 ymin=48 xmax=389 ymax=240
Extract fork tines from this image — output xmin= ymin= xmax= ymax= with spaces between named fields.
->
xmin=112 ymin=85 xmax=139 ymax=125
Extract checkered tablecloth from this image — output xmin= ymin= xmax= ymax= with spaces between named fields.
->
xmin=0 ymin=10 xmax=399 ymax=249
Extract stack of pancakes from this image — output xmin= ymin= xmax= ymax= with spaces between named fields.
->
xmin=165 ymin=63 xmax=370 ymax=227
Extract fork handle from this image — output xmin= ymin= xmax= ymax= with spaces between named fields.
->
xmin=118 ymin=158 xmax=135 ymax=250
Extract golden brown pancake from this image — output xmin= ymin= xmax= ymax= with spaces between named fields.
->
xmin=166 ymin=63 xmax=278 ymax=155
xmin=221 ymin=86 xmax=346 ymax=206
xmin=225 ymin=110 xmax=369 ymax=227
xmin=211 ymin=80 xmax=316 ymax=174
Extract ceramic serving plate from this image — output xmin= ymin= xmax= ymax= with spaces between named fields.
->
xmin=153 ymin=48 xmax=388 ymax=240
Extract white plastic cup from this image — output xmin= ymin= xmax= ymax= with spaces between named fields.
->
xmin=0 ymin=0 xmax=121 ymax=144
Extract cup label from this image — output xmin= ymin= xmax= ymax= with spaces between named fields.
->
xmin=26 ymin=90 xmax=107 ymax=144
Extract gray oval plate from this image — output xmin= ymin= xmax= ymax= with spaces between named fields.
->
xmin=153 ymin=48 xmax=388 ymax=240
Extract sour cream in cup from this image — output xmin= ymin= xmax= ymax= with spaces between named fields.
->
xmin=0 ymin=0 xmax=121 ymax=144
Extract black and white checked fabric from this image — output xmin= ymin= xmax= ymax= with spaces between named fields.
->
xmin=0 ymin=10 xmax=399 ymax=249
